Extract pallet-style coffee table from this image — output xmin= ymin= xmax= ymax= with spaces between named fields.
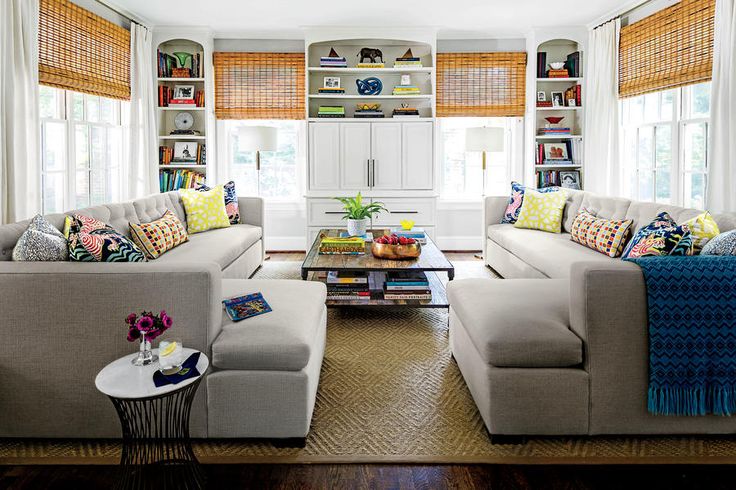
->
xmin=301 ymin=228 xmax=454 ymax=308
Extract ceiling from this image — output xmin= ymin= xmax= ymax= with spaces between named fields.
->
xmin=109 ymin=0 xmax=629 ymax=39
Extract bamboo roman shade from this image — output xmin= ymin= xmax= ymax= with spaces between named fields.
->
xmin=436 ymin=52 xmax=526 ymax=117
xmin=213 ymin=52 xmax=305 ymax=119
xmin=619 ymin=0 xmax=715 ymax=98
xmin=39 ymin=0 xmax=130 ymax=100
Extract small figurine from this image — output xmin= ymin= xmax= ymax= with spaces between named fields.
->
xmin=358 ymin=48 xmax=384 ymax=64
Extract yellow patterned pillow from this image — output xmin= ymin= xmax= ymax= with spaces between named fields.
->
xmin=129 ymin=210 xmax=188 ymax=259
xmin=683 ymin=212 xmax=720 ymax=252
xmin=180 ymin=185 xmax=231 ymax=234
xmin=513 ymin=189 xmax=567 ymax=233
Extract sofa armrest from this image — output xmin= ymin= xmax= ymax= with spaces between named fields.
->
xmin=484 ymin=196 xmax=509 ymax=229
xmin=238 ymin=197 xmax=265 ymax=229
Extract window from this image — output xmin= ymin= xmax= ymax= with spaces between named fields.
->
xmin=438 ymin=118 xmax=518 ymax=199
xmin=620 ymin=82 xmax=710 ymax=208
xmin=219 ymin=120 xmax=305 ymax=200
xmin=39 ymin=86 xmax=128 ymax=213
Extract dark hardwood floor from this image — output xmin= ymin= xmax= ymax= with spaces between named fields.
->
xmin=2 ymin=463 xmax=736 ymax=489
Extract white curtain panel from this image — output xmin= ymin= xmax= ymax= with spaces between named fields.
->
xmin=706 ymin=0 xmax=736 ymax=213
xmin=126 ymin=22 xmax=159 ymax=199
xmin=0 ymin=0 xmax=41 ymax=224
xmin=583 ymin=19 xmax=621 ymax=196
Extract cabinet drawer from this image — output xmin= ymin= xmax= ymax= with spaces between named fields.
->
xmin=372 ymin=198 xmax=436 ymax=226
xmin=307 ymin=200 xmax=347 ymax=226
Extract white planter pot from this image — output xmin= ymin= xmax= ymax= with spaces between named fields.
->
xmin=347 ymin=218 xmax=369 ymax=237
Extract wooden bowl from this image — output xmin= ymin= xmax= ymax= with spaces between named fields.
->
xmin=371 ymin=241 xmax=421 ymax=260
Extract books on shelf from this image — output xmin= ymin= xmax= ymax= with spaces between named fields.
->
xmin=320 ymin=56 xmax=348 ymax=68
xmin=392 ymin=85 xmax=420 ymax=95
xmin=326 ymin=271 xmax=368 ymax=284
xmin=318 ymin=237 xmax=365 ymax=255
xmin=392 ymin=107 xmax=420 ymax=118
xmin=354 ymin=109 xmax=385 ymax=118
xmin=536 ymin=140 xmax=581 ymax=166
xmin=318 ymin=106 xmax=345 ymax=118
xmin=318 ymin=87 xmax=345 ymax=94
xmin=565 ymin=51 xmax=581 ymax=78
xmin=383 ymin=270 xmax=431 ymax=300
xmin=564 ymin=84 xmax=582 ymax=107
xmin=536 ymin=52 xmax=547 ymax=78
xmin=357 ymin=63 xmax=385 ymax=69
xmin=158 ymin=86 xmax=204 ymax=107
xmin=547 ymin=69 xmax=570 ymax=78
xmin=159 ymin=169 xmax=204 ymax=192
xmin=159 ymin=146 xmax=173 ymax=165
xmin=324 ymin=271 xmax=370 ymax=301
xmin=394 ymin=50 xmax=423 ymax=68
xmin=536 ymin=101 xmax=553 ymax=107
xmin=157 ymin=50 xmax=203 ymax=78
xmin=539 ymin=127 xmax=572 ymax=135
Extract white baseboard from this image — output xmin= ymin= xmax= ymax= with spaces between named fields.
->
xmin=265 ymin=236 xmax=307 ymax=251
xmin=435 ymin=235 xmax=483 ymax=251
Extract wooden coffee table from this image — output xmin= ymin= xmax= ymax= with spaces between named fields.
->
xmin=301 ymin=229 xmax=455 ymax=308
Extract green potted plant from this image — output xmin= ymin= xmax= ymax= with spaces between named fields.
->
xmin=334 ymin=192 xmax=386 ymax=237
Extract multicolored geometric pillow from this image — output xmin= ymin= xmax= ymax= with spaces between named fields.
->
xmin=180 ymin=185 xmax=231 ymax=234
xmin=129 ymin=210 xmax=188 ymax=260
xmin=513 ymin=189 xmax=567 ymax=233
xmin=12 ymin=215 xmax=68 ymax=261
xmin=701 ymin=230 xmax=736 ymax=256
xmin=682 ymin=212 xmax=720 ymax=252
xmin=196 ymin=180 xmax=240 ymax=225
xmin=570 ymin=210 xmax=634 ymax=258
xmin=501 ymin=181 xmax=559 ymax=224
xmin=620 ymin=212 xmax=693 ymax=259
xmin=66 ymin=214 xmax=146 ymax=262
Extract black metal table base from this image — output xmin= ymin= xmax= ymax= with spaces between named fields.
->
xmin=108 ymin=378 xmax=205 ymax=490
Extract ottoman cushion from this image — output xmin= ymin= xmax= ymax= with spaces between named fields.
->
xmin=212 ymin=279 xmax=327 ymax=371
xmin=447 ymin=278 xmax=582 ymax=368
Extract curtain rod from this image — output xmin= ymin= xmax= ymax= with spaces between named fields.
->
xmin=93 ymin=0 xmax=149 ymax=27
xmin=593 ymin=0 xmax=659 ymax=29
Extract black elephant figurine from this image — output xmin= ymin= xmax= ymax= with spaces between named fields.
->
xmin=358 ymin=48 xmax=384 ymax=64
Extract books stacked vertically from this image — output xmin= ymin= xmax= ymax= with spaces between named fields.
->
xmin=564 ymin=84 xmax=582 ymax=107
xmin=159 ymin=146 xmax=173 ymax=165
xmin=318 ymin=106 xmax=345 ymax=118
xmin=392 ymin=106 xmax=420 ymax=118
xmin=383 ymin=271 xmax=431 ymax=301
xmin=357 ymin=63 xmax=385 ymax=69
xmin=536 ymin=170 xmax=561 ymax=188
xmin=157 ymin=50 xmax=203 ymax=78
xmin=539 ymin=127 xmax=572 ymax=136
xmin=394 ymin=49 xmax=422 ymax=68
xmin=536 ymin=52 xmax=547 ymax=78
xmin=159 ymin=169 xmax=205 ymax=192
xmin=318 ymin=236 xmax=365 ymax=255
xmin=389 ymin=227 xmax=427 ymax=244
xmin=320 ymin=48 xmax=347 ymax=68
xmin=547 ymin=68 xmax=570 ymax=78
xmin=318 ymin=87 xmax=345 ymax=94
xmin=564 ymin=51 xmax=581 ymax=78
xmin=392 ymin=85 xmax=420 ymax=96
xmin=325 ymin=271 xmax=370 ymax=301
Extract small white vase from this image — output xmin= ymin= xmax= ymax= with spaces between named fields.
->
xmin=347 ymin=218 xmax=369 ymax=237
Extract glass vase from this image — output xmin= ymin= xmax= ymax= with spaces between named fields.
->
xmin=131 ymin=332 xmax=158 ymax=366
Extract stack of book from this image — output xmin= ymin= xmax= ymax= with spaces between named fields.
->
xmin=389 ymin=227 xmax=427 ymax=244
xmin=157 ymin=50 xmax=204 ymax=78
xmin=536 ymin=100 xmax=553 ymax=108
xmin=357 ymin=63 xmax=384 ymax=69
xmin=394 ymin=51 xmax=422 ymax=68
xmin=564 ymin=52 xmax=581 ymax=78
xmin=159 ymin=169 xmax=205 ymax=192
xmin=547 ymin=68 xmax=570 ymax=78
xmin=355 ymin=108 xmax=384 ymax=118
xmin=320 ymin=53 xmax=347 ymax=68
xmin=392 ymin=107 xmax=420 ymax=118
xmin=318 ymin=87 xmax=345 ymax=94
xmin=392 ymin=85 xmax=420 ymax=96
xmin=318 ymin=106 xmax=345 ymax=118
xmin=325 ymin=271 xmax=370 ymax=302
xmin=539 ymin=127 xmax=572 ymax=136
xmin=318 ymin=236 xmax=365 ymax=255
xmin=383 ymin=271 xmax=431 ymax=301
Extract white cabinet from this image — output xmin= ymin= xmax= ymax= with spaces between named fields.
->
xmin=309 ymin=123 xmax=340 ymax=190
xmin=402 ymin=122 xmax=433 ymax=190
xmin=371 ymin=123 xmax=403 ymax=190
xmin=339 ymin=123 xmax=371 ymax=190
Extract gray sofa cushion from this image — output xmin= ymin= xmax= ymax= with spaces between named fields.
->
xmin=448 ymin=278 xmax=581 ymax=368
xmin=156 ymin=224 xmax=261 ymax=269
xmin=579 ymin=193 xmax=631 ymax=221
xmin=212 ymin=279 xmax=327 ymax=371
xmin=624 ymin=201 xmax=701 ymax=232
xmin=487 ymin=224 xmax=622 ymax=278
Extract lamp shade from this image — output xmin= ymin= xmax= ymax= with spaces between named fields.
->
xmin=465 ymin=127 xmax=504 ymax=152
xmin=237 ymin=126 xmax=278 ymax=152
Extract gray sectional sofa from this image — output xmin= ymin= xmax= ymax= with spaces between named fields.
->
xmin=0 ymin=191 xmax=326 ymax=441
xmin=449 ymin=190 xmax=736 ymax=438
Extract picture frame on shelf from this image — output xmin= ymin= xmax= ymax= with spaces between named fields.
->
xmin=537 ymin=91 xmax=546 ymax=102
xmin=567 ymin=99 xmax=577 ymax=107
xmin=172 ymin=142 xmax=198 ymax=163
xmin=560 ymin=171 xmax=581 ymax=190
xmin=543 ymin=143 xmax=569 ymax=161
xmin=324 ymin=76 xmax=341 ymax=88
xmin=551 ymin=91 xmax=564 ymax=107
xmin=173 ymin=85 xmax=195 ymax=100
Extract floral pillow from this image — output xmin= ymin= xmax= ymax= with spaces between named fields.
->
xmin=196 ymin=180 xmax=240 ymax=225
xmin=66 ymin=214 xmax=146 ymax=262
xmin=501 ymin=181 xmax=558 ymax=224
xmin=621 ymin=212 xmax=693 ymax=259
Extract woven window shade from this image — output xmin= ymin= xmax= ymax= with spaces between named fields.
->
xmin=39 ymin=0 xmax=130 ymax=100
xmin=619 ymin=0 xmax=715 ymax=98
xmin=213 ymin=52 xmax=305 ymax=120
xmin=436 ymin=52 xmax=527 ymax=117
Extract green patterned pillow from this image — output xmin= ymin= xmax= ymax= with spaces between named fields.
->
xmin=513 ymin=189 xmax=567 ymax=233
xmin=180 ymin=185 xmax=231 ymax=234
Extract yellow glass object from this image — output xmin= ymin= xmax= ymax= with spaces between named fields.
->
xmin=400 ymin=219 xmax=415 ymax=230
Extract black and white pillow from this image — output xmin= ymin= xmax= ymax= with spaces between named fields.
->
xmin=12 ymin=215 xmax=68 ymax=261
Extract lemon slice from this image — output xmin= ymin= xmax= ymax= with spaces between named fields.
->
xmin=160 ymin=341 xmax=177 ymax=357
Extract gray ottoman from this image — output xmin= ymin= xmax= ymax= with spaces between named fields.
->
xmin=447 ymin=278 xmax=589 ymax=437
xmin=207 ymin=279 xmax=327 ymax=441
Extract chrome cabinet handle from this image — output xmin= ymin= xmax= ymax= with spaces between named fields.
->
xmin=324 ymin=211 xmax=344 ymax=214
xmin=371 ymin=159 xmax=376 ymax=187
xmin=388 ymin=210 xmax=419 ymax=214
xmin=367 ymin=159 xmax=370 ymax=187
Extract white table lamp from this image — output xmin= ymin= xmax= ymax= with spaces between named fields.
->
xmin=238 ymin=125 xmax=278 ymax=173
xmin=465 ymin=126 xmax=505 ymax=195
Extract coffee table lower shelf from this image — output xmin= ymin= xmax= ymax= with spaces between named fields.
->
xmin=309 ymin=270 xmax=449 ymax=308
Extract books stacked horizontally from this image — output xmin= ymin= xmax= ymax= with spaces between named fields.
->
xmin=390 ymin=227 xmax=427 ymax=244
xmin=392 ymin=106 xmax=420 ymax=118
xmin=539 ymin=127 xmax=571 ymax=136
xmin=383 ymin=271 xmax=431 ymax=301
xmin=318 ymin=87 xmax=345 ymax=94
xmin=318 ymin=236 xmax=365 ymax=255
xmin=536 ymin=100 xmax=553 ymax=108
xmin=355 ymin=108 xmax=384 ymax=118
xmin=547 ymin=68 xmax=569 ymax=78
xmin=326 ymin=271 xmax=370 ymax=302
xmin=318 ymin=106 xmax=345 ymax=118
xmin=392 ymin=85 xmax=420 ymax=96
xmin=357 ymin=63 xmax=384 ymax=69
xmin=320 ymin=56 xmax=347 ymax=68
xmin=394 ymin=49 xmax=423 ymax=68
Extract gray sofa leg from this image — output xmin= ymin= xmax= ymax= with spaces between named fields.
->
xmin=272 ymin=437 xmax=307 ymax=448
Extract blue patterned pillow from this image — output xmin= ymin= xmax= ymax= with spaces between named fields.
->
xmin=196 ymin=180 xmax=240 ymax=224
xmin=701 ymin=230 xmax=736 ymax=256
xmin=66 ymin=214 xmax=146 ymax=263
xmin=621 ymin=212 xmax=693 ymax=259
xmin=501 ymin=181 xmax=559 ymax=224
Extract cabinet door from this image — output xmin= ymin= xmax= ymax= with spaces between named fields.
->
xmin=308 ymin=123 xmax=340 ymax=190
xmin=402 ymin=122 xmax=433 ymax=190
xmin=370 ymin=123 xmax=403 ymax=190
xmin=340 ymin=123 xmax=371 ymax=190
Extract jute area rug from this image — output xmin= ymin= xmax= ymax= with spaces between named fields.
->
xmin=3 ymin=261 xmax=736 ymax=465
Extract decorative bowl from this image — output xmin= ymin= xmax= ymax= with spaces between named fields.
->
xmin=356 ymin=103 xmax=381 ymax=111
xmin=544 ymin=116 xmax=565 ymax=125
xmin=549 ymin=62 xmax=565 ymax=70
xmin=371 ymin=242 xmax=421 ymax=260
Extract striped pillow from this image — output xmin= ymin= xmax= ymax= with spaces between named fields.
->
xmin=570 ymin=210 xmax=633 ymax=258
xmin=129 ymin=210 xmax=188 ymax=259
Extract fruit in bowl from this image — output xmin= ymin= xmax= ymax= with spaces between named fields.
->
xmin=372 ymin=234 xmax=421 ymax=259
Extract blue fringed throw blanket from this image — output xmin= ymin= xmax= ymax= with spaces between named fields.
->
xmin=625 ymin=256 xmax=736 ymax=416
